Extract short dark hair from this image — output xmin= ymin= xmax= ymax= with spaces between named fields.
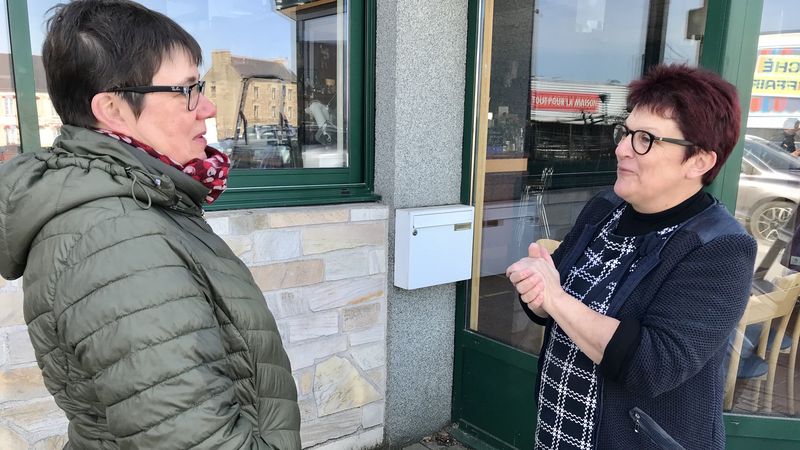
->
xmin=627 ymin=64 xmax=741 ymax=185
xmin=43 ymin=0 xmax=203 ymax=128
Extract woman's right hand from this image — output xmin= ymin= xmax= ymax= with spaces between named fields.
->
xmin=507 ymin=243 xmax=555 ymax=318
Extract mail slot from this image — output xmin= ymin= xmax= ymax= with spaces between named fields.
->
xmin=394 ymin=205 xmax=475 ymax=289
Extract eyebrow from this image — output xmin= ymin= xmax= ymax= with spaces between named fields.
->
xmin=175 ymin=75 xmax=199 ymax=85
xmin=624 ymin=123 xmax=659 ymax=135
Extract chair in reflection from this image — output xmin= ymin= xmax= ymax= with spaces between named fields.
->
xmin=724 ymin=273 xmax=800 ymax=412
xmin=535 ymin=238 xmax=561 ymax=255
xmin=520 ymin=167 xmax=553 ymax=239
xmin=787 ymin=301 xmax=800 ymax=415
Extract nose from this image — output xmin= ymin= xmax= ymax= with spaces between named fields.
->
xmin=195 ymin=94 xmax=217 ymax=120
xmin=615 ymin=134 xmax=635 ymax=159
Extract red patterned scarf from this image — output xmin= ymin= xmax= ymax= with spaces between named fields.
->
xmin=95 ymin=128 xmax=230 ymax=204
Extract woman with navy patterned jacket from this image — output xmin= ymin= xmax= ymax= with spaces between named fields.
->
xmin=506 ymin=65 xmax=757 ymax=450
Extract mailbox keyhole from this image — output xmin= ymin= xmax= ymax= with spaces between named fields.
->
xmin=412 ymin=229 xmax=418 ymax=236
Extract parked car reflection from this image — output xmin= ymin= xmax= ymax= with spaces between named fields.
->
xmin=736 ymin=135 xmax=800 ymax=243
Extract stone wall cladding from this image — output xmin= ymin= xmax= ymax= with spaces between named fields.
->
xmin=0 ymin=203 xmax=389 ymax=450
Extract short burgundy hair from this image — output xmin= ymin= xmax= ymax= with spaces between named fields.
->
xmin=627 ymin=64 xmax=741 ymax=185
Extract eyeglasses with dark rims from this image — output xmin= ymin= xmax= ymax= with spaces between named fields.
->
xmin=613 ymin=123 xmax=695 ymax=155
xmin=106 ymin=81 xmax=206 ymax=111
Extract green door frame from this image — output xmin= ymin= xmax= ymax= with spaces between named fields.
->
xmin=6 ymin=0 xmax=40 ymax=152
xmin=453 ymin=1 xmax=800 ymax=449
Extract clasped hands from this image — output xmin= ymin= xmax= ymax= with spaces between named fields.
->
xmin=506 ymin=242 xmax=564 ymax=318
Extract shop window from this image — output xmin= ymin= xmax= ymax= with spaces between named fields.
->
xmin=729 ymin=0 xmax=800 ymax=418
xmin=470 ymin=0 xmax=706 ymax=354
xmin=0 ymin=6 xmax=18 ymax=164
xmin=23 ymin=0 xmax=376 ymax=208
xmin=3 ymin=96 xmax=12 ymax=116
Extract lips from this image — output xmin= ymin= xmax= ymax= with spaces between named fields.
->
xmin=617 ymin=167 xmax=635 ymax=175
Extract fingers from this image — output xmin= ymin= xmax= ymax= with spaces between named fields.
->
xmin=528 ymin=242 xmax=543 ymax=259
xmin=521 ymin=288 xmax=543 ymax=306
xmin=541 ymin=246 xmax=555 ymax=266
xmin=516 ymin=274 xmax=543 ymax=298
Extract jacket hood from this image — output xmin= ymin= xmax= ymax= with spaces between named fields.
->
xmin=0 ymin=125 xmax=207 ymax=279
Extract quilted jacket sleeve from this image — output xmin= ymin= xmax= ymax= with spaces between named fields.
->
xmin=620 ymin=233 xmax=757 ymax=398
xmin=54 ymin=214 xmax=289 ymax=449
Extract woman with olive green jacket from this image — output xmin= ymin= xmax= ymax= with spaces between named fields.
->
xmin=0 ymin=126 xmax=300 ymax=449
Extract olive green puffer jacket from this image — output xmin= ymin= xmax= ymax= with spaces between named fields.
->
xmin=0 ymin=126 xmax=301 ymax=449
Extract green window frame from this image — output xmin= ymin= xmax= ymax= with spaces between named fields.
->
xmin=6 ymin=0 xmax=379 ymax=210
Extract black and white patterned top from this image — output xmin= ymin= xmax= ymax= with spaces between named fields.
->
xmin=534 ymin=206 xmax=679 ymax=450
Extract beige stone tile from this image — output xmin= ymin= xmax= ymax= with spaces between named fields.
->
xmin=221 ymin=235 xmax=253 ymax=260
xmin=0 ymin=367 xmax=50 ymax=402
xmin=0 ymin=337 xmax=7 ymax=366
xmin=343 ymin=303 xmax=382 ymax=332
xmin=268 ymin=209 xmax=349 ymax=228
xmin=302 ymin=223 xmax=386 ymax=255
xmin=366 ymin=367 xmax=386 ymax=393
xmin=7 ymin=328 xmax=36 ymax=366
xmin=314 ymin=356 xmax=381 ymax=416
xmin=299 ymin=408 xmax=361 ymax=447
xmin=322 ymin=249 xmax=371 ymax=281
xmin=32 ymin=433 xmax=68 ymax=450
xmin=0 ymin=425 xmax=27 ymax=450
xmin=306 ymin=275 xmax=386 ymax=312
xmin=350 ymin=207 xmax=389 ymax=222
xmin=251 ymin=260 xmax=324 ymax=291
xmin=252 ymin=230 xmax=301 ymax=263
xmin=283 ymin=311 xmax=339 ymax=343
xmin=0 ymin=398 xmax=68 ymax=442
xmin=350 ymin=343 xmax=385 ymax=372
xmin=0 ymin=292 xmax=25 ymax=327
xmin=309 ymin=426 xmax=384 ymax=450
xmin=368 ymin=248 xmax=388 ymax=274
xmin=361 ymin=401 xmax=385 ymax=429
xmin=297 ymin=396 xmax=317 ymax=423
xmin=204 ymin=217 xmax=230 ymax=236
xmin=348 ymin=326 xmax=385 ymax=347
xmin=228 ymin=213 xmax=270 ymax=235
xmin=265 ymin=290 xmax=310 ymax=319
xmin=286 ymin=335 xmax=348 ymax=370
xmin=294 ymin=368 xmax=315 ymax=397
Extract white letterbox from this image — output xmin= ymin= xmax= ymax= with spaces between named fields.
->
xmin=394 ymin=205 xmax=475 ymax=289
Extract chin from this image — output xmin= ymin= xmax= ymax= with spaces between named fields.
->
xmin=613 ymin=182 xmax=633 ymax=203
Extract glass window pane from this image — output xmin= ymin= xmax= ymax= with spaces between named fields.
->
xmin=27 ymin=0 xmax=349 ymax=171
xmin=733 ymin=0 xmax=800 ymax=418
xmin=472 ymin=0 xmax=704 ymax=354
xmin=0 ymin=0 xmax=20 ymax=164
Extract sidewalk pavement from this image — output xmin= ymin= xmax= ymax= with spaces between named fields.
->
xmin=401 ymin=429 xmax=473 ymax=450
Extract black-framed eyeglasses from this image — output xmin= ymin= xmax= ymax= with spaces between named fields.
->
xmin=613 ymin=123 xmax=695 ymax=155
xmin=106 ymin=81 xmax=205 ymax=111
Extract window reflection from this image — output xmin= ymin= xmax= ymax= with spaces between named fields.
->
xmin=26 ymin=0 xmax=349 ymax=170
xmin=0 ymin=1 xmax=18 ymax=163
xmin=474 ymin=0 xmax=705 ymax=354
xmin=730 ymin=0 xmax=800 ymax=419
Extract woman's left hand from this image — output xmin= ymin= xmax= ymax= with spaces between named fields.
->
xmin=507 ymin=243 xmax=564 ymax=312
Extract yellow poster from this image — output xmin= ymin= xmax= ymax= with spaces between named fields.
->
xmin=753 ymin=54 xmax=800 ymax=97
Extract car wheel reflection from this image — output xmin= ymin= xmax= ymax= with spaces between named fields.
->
xmin=751 ymin=199 xmax=795 ymax=243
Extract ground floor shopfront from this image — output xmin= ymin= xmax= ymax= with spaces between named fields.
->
xmin=452 ymin=0 xmax=800 ymax=449
xmin=1 ymin=0 xmax=800 ymax=449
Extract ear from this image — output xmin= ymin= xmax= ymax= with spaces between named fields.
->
xmin=686 ymin=149 xmax=717 ymax=180
xmin=90 ymin=92 xmax=135 ymax=134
